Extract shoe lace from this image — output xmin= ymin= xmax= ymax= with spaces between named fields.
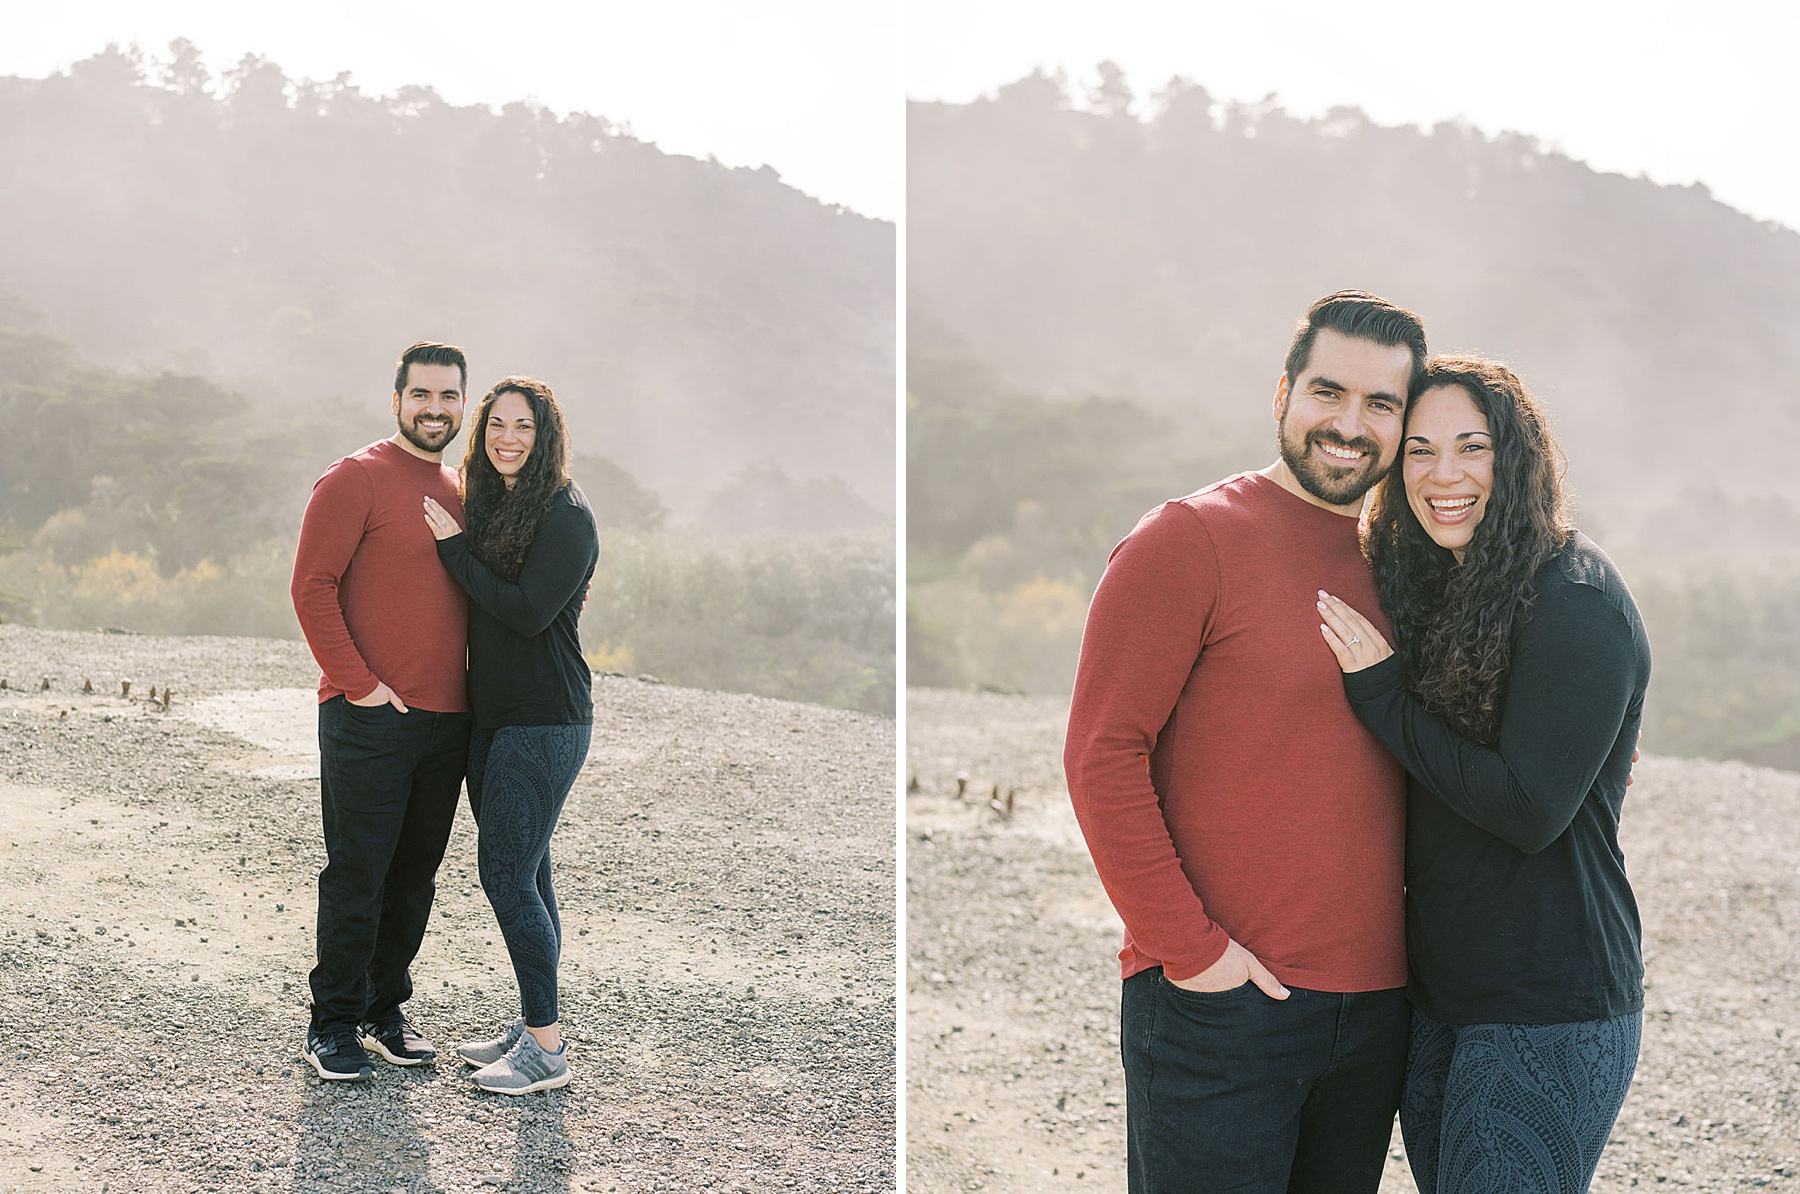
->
xmin=322 ymin=1027 xmax=363 ymax=1052
xmin=503 ymin=1031 xmax=541 ymax=1064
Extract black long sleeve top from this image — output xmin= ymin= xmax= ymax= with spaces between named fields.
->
xmin=435 ymin=482 xmax=599 ymax=729
xmin=1342 ymin=532 xmax=1650 ymax=1026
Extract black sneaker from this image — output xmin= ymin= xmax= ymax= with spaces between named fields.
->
xmin=304 ymin=1028 xmax=374 ymax=1081
xmin=360 ymin=1016 xmax=437 ymax=1066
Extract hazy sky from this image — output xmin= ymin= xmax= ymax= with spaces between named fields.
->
xmin=4 ymin=0 xmax=898 ymax=221
xmin=906 ymin=0 xmax=1800 ymax=233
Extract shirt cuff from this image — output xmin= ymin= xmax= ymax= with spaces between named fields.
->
xmin=1342 ymin=652 xmax=1405 ymax=700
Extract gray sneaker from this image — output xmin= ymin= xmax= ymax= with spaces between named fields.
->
xmin=471 ymin=1030 xmax=570 ymax=1095
xmin=456 ymin=1017 xmax=527 ymax=1067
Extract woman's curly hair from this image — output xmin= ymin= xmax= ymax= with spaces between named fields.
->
xmin=1364 ymin=356 xmax=1570 ymax=745
xmin=459 ymin=376 xmax=571 ymax=582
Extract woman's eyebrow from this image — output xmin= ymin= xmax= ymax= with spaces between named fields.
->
xmin=1406 ymin=430 xmax=1489 ymax=443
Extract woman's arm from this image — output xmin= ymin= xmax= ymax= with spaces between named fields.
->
xmin=1328 ymin=582 xmax=1639 ymax=854
xmin=431 ymin=499 xmax=598 ymax=638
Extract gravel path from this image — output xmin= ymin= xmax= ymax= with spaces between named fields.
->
xmin=0 ymin=626 xmax=896 ymax=1193
xmin=905 ymin=687 xmax=1800 ymax=1193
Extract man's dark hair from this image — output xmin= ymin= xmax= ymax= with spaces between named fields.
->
xmin=1283 ymin=291 xmax=1428 ymax=395
xmin=393 ymin=341 xmax=468 ymax=398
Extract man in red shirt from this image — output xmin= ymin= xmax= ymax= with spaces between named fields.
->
xmin=291 ymin=342 xmax=474 ymax=1081
xmin=1064 ymin=292 xmax=1426 ymax=1192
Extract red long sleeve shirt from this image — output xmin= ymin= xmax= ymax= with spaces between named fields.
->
xmin=290 ymin=438 xmax=470 ymax=711
xmin=1064 ymin=471 xmax=1406 ymax=991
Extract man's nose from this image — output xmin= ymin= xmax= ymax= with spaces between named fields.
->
xmin=1330 ymin=405 xmax=1368 ymax=442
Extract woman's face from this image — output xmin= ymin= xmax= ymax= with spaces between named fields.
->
xmin=484 ymin=390 xmax=537 ymax=488
xmin=1402 ymin=384 xmax=1494 ymax=562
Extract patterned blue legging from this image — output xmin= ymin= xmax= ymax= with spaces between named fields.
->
xmin=1401 ymin=1008 xmax=1641 ymax=1194
xmin=467 ymin=723 xmax=591 ymax=1028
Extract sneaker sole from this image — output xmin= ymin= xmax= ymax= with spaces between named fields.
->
xmin=303 ymin=1049 xmax=373 ymax=1082
xmin=361 ymin=1034 xmax=435 ymax=1066
xmin=474 ymin=1068 xmax=571 ymax=1095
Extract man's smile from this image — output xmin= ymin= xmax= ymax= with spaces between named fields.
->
xmin=1316 ymin=441 xmax=1366 ymax=463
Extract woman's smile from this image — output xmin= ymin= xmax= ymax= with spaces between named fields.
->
xmin=484 ymin=390 xmax=538 ymax=487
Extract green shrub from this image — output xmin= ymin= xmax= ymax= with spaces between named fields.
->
xmin=0 ymin=537 xmax=300 ymax=638
xmin=1631 ymin=552 xmax=1800 ymax=765
xmin=582 ymin=529 xmax=895 ymax=715
xmin=0 ymin=528 xmax=897 ymax=717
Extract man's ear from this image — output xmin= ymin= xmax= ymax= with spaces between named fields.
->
xmin=1272 ymin=374 xmax=1291 ymax=422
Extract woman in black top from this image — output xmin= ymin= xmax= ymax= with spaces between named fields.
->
xmin=1316 ymin=357 xmax=1649 ymax=1194
xmin=422 ymin=375 xmax=599 ymax=1096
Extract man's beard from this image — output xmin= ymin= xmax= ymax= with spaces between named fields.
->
xmin=398 ymin=412 xmax=457 ymax=454
xmin=1277 ymin=413 xmax=1385 ymax=507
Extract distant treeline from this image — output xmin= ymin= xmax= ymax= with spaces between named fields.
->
xmin=909 ymin=67 xmax=1800 ymax=555
xmin=908 ymin=309 xmax=1800 ymax=765
xmin=0 ymin=42 xmax=894 ymax=523
xmin=0 ymin=296 xmax=894 ymax=715
xmin=908 ymin=306 xmax=1232 ymax=695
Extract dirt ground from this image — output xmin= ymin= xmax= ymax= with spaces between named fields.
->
xmin=0 ymin=625 xmax=896 ymax=1193
xmin=905 ymin=687 xmax=1800 ymax=1193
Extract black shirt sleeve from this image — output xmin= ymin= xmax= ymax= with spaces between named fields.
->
xmin=1342 ymin=580 xmax=1638 ymax=854
xmin=435 ymin=501 xmax=599 ymax=638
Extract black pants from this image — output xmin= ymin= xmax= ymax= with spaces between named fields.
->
xmin=308 ymin=696 xmax=470 ymax=1034
xmin=1121 ymin=967 xmax=1409 ymax=1194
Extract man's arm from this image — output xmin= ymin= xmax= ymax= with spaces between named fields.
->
xmin=1064 ymin=502 xmax=1284 ymax=995
xmin=290 ymin=458 xmax=386 ymax=704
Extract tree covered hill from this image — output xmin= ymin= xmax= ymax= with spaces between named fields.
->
xmin=0 ymin=43 xmax=894 ymax=521
xmin=909 ymin=69 xmax=1800 ymax=554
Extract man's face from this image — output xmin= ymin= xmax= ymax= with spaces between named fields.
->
xmin=393 ymin=362 xmax=465 ymax=455
xmin=1274 ymin=329 xmax=1413 ymax=508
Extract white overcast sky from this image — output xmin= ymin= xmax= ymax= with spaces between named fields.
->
xmin=2 ymin=0 xmax=898 ymax=221
xmin=11 ymin=4 xmax=1794 ymax=234
xmin=906 ymin=0 xmax=1800 ymax=233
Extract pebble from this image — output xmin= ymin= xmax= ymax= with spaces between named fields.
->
xmin=0 ymin=625 xmax=896 ymax=1193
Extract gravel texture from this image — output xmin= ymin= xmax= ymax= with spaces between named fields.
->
xmin=905 ymin=686 xmax=1800 ymax=1193
xmin=0 ymin=625 xmax=896 ymax=1192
